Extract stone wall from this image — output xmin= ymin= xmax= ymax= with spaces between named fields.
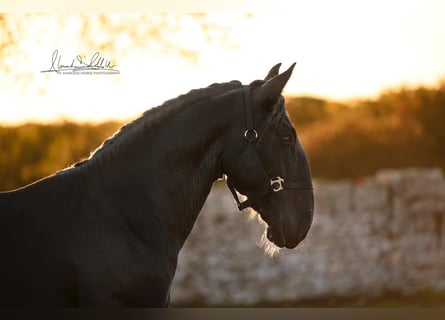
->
xmin=170 ymin=168 xmax=445 ymax=306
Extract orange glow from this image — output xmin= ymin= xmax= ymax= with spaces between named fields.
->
xmin=0 ymin=3 xmax=444 ymax=124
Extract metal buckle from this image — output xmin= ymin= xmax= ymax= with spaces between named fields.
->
xmin=244 ymin=129 xmax=258 ymax=142
xmin=270 ymin=176 xmax=285 ymax=192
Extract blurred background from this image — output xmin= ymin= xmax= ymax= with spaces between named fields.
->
xmin=1 ymin=0 xmax=445 ymax=306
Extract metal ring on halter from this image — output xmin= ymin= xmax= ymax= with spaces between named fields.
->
xmin=244 ymin=129 xmax=258 ymax=142
xmin=270 ymin=176 xmax=285 ymax=192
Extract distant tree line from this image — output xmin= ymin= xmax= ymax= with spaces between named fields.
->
xmin=286 ymin=81 xmax=445 ymax=180
xmin=0 ymin=122 xmax=120 ymax=190
xmin=1 ymin=81 xmax=445 ymax=190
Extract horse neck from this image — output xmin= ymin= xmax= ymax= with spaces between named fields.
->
xmin=86 ymin=92 xmax=238 ymax=251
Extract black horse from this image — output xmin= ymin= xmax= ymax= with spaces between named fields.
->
xmin=0 ymin=64 xmax=314 ymax=307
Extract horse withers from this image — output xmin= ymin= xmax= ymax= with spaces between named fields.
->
xmin=0 ymin=63 xmax=314 ymax=307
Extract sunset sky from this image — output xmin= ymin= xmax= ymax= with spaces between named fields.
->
xmin=1 ymin=0 xmax=445 ymax=124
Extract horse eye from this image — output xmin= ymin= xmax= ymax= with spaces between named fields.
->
xmin=281 ymin=135 xmax=293 ymax=144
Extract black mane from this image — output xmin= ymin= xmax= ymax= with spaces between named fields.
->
xmin=72 ymin=80 xmax=242 ymax=168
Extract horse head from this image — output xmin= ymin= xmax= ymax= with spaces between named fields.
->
xmin=223 ymin=63 xmax=314 ymax=251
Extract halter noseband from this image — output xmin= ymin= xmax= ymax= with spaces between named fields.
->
xmin=226 ymin=86 xmax=313 ymax=211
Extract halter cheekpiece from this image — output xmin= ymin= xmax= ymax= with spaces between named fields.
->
xmin=226 ymin=86 xmax=313 ymax=211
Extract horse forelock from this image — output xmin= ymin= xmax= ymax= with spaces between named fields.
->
xmin=248 ymin=79 xmax=289 ymax=129
xmin=270 ymin=97 xmax=290 ymax=128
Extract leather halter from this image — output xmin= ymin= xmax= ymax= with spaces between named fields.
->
xmin=226 ymin=86 xmax=313 ymax=211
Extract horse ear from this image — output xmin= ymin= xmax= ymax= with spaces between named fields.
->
xmin=264 ymin=63 xmax=281 ymax=80
xmin=254 ymin=63 xmax=296 ymax=110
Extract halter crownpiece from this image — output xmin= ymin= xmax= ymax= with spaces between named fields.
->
xmin=226 ymin=86 xmax=313 ymax=211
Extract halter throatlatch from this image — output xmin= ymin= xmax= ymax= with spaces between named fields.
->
xmin=226 ymin=86 xmax=313 ymax=211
